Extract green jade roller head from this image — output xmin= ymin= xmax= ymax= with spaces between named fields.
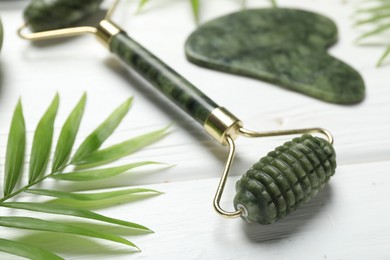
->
xmin=18 ymin=0 xmax=337 ymax=224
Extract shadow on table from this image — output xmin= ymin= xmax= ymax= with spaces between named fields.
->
xmin=242 ymin=185 xmax=333 ymax=243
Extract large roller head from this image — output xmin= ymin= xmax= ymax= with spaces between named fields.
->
xmin=234 ymin=134 xmax=336 ymax=224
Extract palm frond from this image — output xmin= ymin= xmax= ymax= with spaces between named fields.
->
xmin=71 ymin=97 xmax=133 ymax=163
xmin=26 ymin=188 xmax=160 ymax=201
xmin=0 ymin=238 xmax=63 ymax=260
xmin=190 ymin=0 xmax=200 ymax=24
xmin=3 ymin=100 xmax=26 ymax=196
xmin=0 ymin=202 xmax=151 ymax=231
xmin=52 ymin=161 xmax=162 ymax=181
xmin=74 ymin=126 xmax=169 ymax=168
xmin=52 ymin=93 xmax=86 ymax=172
xmin=28 ymin=94 xmax=59 ymax=183
xmin=0 ymin=217 xmax=139 ymax=250
xmin=0 ymin=94 xmax=169 ymax=258
xmin=354 ymin=0 xmax=390 ymax=66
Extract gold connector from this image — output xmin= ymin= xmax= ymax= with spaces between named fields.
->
xmin=204 ymin=107 xmax=243 ymax=144
xmin=95 ymin=20 xmax=122 ymax=48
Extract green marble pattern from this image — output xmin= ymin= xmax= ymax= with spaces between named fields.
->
xmin=24 ymin=0 xmax=103 ymax=32
xmin=186 ymin=8 xmax=365 ymax=104
xmin=110 ymin=32 xmax=218 ymax=125
xmin=234 ymin=134 xmax=336 ymax=224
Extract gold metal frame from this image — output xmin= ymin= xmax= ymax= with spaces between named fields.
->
xmin=205 ymin=107 xmax=334 ymax=218
xmin=18 ymin=0 xmax=122 ymax=47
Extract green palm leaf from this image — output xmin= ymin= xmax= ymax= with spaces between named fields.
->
xmin=72 ymin=97 xmax=133 ymax=163
xmin=0 ymin=202 xmax=151 ymax=231
xmin=137 ymin=0 xmax=149 ymax=11
xmin=29 ymin=94 xmax=59 ymax=183
xmin=377 ymin=46 xmax=390 ymax=66
xmin=26 ymin=188 xmax=161 ymax=200
xmin=74 ymin=126 xmax=169 ymax=168
xmin=3 ymin=100 xmax=26 ymax=196
xmin=0 ymin=216 xmax=139 ymax=249
xmin=354 ymin=12 xmax=390 ymax=26
xmin=52 ymin=93 xmax=86 ymax=172
xmin=0 ymin=95 xmax=168 ymax=258
xmin=0 ymin=238 xmax=63 ymax=260
xmin=354 ymin=0 xmax=390 ymax=66
xmin=52 ymin=161 xmax=160 ymax=181
xmin=190 ymin=0 xmax=200 ymax=23
xmin=355 ymin=3 xmax=390 ymax=14
xmin=356 ymin=22 xmax=390 ymax=42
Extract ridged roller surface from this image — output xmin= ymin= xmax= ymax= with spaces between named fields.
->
xmin=234 ymin=134 xmax=336 ymax=224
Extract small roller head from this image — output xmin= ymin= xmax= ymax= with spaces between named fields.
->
xmin=24 ymin=0 xmax=104 ymax=32
xmin=233 ymin=134 xmax=336 ymax=224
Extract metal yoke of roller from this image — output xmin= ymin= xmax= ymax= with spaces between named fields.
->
xmin=18 ymin=0 xmax=336 ymax=224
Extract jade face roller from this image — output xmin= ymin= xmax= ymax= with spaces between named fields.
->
xmin=18 ymin=0 xmax=336 ymax=224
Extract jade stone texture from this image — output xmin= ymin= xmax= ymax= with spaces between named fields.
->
xmin=234 ymin=134 xmax=336 ymax=225
xmin=24 ymin=0 xmax=103 ymax=32
xmin=186 ymin=8 xmax=365 ymax=104
xmin=110 ymin=32 xmax=218 ymax=125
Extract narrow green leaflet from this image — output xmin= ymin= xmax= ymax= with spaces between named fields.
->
xmin=190 ymin=0 xmax=200 ymax=23
xmin=377 ymin=46 xmax=390 ymax=67
xmin=354 ymin=1 xmax=390 ymax=66
xmin=52 ymin=93 xmax=86 ymax=172
xmin=26 ymin=188 xmax=161 ymax=200
xmin=74 ymin=126 xmax=169 ymax=168
xmin=0 ymin=238 xmax=63 ymax=260
xmin=3 ymin=100 xmax=26 ymax=196
xmin=354 ymin=13 xmax=390 ymax=26
xmin=0 ymin=217 xmax=139 ymax=249
xmin=71 ymin=97 xmax=133 ymax=163
xmin=355 ymin=4 xmax=390 ymax=14
xmin=0 ymin=202 xmax=151 ymax=231
xmin=137 ymin=0 xmax=150 ymax=11
xmin=52 ymin=161 xmax=160 ymax=181
xmin=356 ymin=23 xmax=390 ymax=42
xmin=29 ymin=94 xmax=59 ymax=184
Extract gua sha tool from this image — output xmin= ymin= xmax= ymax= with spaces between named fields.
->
xmin=186 ymin=8 xmax=365 ymax=104
xmin=19 ymin=0 xmax=336 ymax=224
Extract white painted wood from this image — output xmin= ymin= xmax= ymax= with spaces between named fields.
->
xmin=0 ymin=0 xmax=389 ymax=259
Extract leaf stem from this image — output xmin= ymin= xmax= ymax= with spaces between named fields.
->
xmin=0 ymin=164 xmax=69 ymax=202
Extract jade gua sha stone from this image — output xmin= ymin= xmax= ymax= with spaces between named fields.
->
xmin=185 ymin=8 xmax=365 ymax=104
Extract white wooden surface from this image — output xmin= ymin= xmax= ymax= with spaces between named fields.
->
xmin=0 ymin=0 xmax=390 ymax=259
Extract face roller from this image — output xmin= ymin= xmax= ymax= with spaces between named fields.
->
xmin=19 ymin=0 xmax=336 ymax=224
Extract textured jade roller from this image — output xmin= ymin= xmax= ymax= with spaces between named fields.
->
xmin=18 ymin=0 xmax=336 ymax=224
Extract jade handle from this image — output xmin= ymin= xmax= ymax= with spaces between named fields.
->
xmin=110 ymin=31 xmax=219 ymax=125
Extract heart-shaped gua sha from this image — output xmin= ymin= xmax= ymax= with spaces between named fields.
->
xmin=185 ymin=8 xmax=365 ymax=104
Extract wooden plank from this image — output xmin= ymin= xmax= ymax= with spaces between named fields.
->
xmin=0 ymin=0 xmax=389 ymax=259
xmin=0 ymin=160 xmax=389 ymax=259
